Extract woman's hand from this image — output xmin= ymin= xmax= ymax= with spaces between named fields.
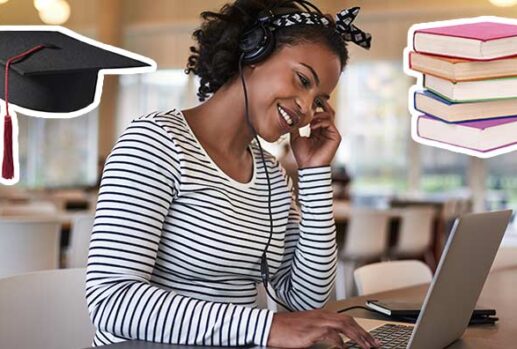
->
xmin=267 ymin=309 xmax=381 ymax=349
xmin=289 ymin=101 xmax=341 ymax=169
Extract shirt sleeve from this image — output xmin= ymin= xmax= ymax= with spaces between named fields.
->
xmin=85 ymin=117 xmax=273 ymax=346
xmin=269 ymin=164 xmax=337 ymax=311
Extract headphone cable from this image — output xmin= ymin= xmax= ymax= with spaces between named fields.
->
xmin=238 ymin=52 xmax=294 ymax=312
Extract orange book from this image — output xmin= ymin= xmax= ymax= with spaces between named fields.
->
xmin=409 ymin=51 xmax=517 ymax=82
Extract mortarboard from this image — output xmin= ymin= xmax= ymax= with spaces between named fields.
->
xmin=0 ymin=26 xmax=157 ymax=185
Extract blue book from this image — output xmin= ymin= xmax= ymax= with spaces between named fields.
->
xmin=414 ymin=90 xmax=517 ymax=124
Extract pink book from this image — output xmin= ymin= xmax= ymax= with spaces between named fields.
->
xmin=417 ymin=114 xmax=517 ymax=152
xmin=414 ymin=21 xmax=517 ymax=60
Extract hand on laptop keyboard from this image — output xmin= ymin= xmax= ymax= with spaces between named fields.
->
xmin=267 ymin=309 xmax=381 ymax=348
xmin=345 ymin=324 xmax=413 ymax=348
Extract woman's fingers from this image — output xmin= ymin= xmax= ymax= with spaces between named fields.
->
xmin=267 ymin=308 xmax=380 ymax=349
xmin=310 ymin=107 xmax=336 ymax=128
xmin=340 ymin=330 xmax=371 ymax=349
xmin=310 ymin=119 xmax=341 ymax=141
xmin=310 ymin=118 xmax=333 ymax=130
xmin=320 ymin=101 xmax=335 ymax=121
xmin=317 ymin=328 xmax=345 ymax=349
xmin=339 ymin=317 xmax=380 ymax=348
xmin=318 ymin=316 xmax=375 ymax=349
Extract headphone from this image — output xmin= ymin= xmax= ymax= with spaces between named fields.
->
xmin=238 ymin=0 xmax=324 ymax=65
xmin=237 ymin=0 xmax=326 ymax=313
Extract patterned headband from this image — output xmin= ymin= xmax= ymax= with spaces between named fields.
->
xmin=266 ymin=6 xmax=372 ymax=50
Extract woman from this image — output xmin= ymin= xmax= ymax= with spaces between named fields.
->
xmin=85 ymin=1 xmax=380 ymax=348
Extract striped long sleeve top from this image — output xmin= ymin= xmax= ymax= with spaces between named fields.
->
xmin=85 ymin=109 xmax=337 ymax=347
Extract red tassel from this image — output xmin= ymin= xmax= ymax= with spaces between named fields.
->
xmin=2 ymin=114 xmax=14 ymax=180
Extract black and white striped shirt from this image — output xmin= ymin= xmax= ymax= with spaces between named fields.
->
xmin=85 ymin=109 xmax=337 ymax=347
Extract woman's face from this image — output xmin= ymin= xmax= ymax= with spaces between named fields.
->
xmin=245 ymin=41 xmax=341 ymax=142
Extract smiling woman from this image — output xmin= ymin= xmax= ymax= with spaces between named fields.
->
xmin=85 ymin=1 xmax=378 ymax=349
xmin=235 ymin=42 xmax=341 ymax=144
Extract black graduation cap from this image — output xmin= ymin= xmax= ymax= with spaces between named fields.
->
xmin=0 ymin=27 xmax=156 ymax=184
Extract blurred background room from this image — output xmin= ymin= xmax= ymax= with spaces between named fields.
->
xmin=0 ymin=0 xmax=516 ymax=314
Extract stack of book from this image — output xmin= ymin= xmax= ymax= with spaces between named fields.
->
xmin=407 ymin=20 xmax=517 ymax=154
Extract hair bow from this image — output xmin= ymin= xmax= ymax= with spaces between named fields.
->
xmin=334 ymin=7 xmax=371 ymax=50
xmin=268 ymin=6 xmax=372 ymax=50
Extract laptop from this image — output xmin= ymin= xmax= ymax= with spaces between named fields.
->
xmin=342 ymin=209 xmax=512 ymax=349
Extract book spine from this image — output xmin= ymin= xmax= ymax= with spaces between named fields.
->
xmin=416 ymin=115 xmax=424 ymax=139
xmin=414 ymin=94 xmax=448 ymax=123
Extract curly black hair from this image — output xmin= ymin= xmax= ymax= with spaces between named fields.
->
xmin=184 ymin=0 xmax=349 ymax=102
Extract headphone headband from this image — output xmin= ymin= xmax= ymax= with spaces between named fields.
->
xmin=239 ymin=3 xmax=371 ymax=65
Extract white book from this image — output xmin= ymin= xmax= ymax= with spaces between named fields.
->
xmin=424 ymin=75 xmax=517 ymax=102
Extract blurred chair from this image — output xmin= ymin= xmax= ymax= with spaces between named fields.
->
xmin=433 ymin=199 xmax=462 ymax=260
xmin=0 ymin=218 xmax=61 ymax=278
xmin=0 ymin=201 xmax=58 ymax=216
xmin=441 ymin=199 xmax=460 ymax=230
xmin=389 ymin=206 xmax=436 ymax=267
xmin=336 ymin=208 xmax=390 ymax=299
xmin=0 ymin=268 xmax=95 ymax=349
xmin=65 ymin=213 xmax=95 ymax=268
xmin=456 ymin=198 xmax=473 ymax=216
xmin=490 ymin=246 xmax=517 ymax=273
xmin=354 ymin=260 xmax=433 ymax=296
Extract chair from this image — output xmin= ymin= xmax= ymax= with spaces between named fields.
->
xmin=336 ymin=208 xmax=390 ymax=299
xmin=354 ymin=260 xmax=433 ymax=296
xmin=490 ymin=246 xmax=517 ymax=273
xmin=456 ymin=198 xmax=473 ymax=216
xmin=0 ymin=268 xmax=95 ymax=349
xmin=0 ymin=218 xmax=61 ymax=278
xmin=441 ymin=199 xmax=460 ymax=231
xmin=65 ymin=213 xmax=95 ymax=268
xmin=389 ymin=206 xmax=436 ymax=267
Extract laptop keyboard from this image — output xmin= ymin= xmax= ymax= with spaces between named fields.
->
xmin=346 ymin=324 xmax=413 ymax=348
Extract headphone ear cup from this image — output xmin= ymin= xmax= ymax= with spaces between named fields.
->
xmin=239 ymin=23 xmax=275 ymax=65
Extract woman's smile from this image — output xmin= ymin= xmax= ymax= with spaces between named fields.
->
xmin=277 ymin=105 xmax=293 ymax=134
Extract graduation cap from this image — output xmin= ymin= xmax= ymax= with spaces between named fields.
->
xmin=0 ymin=26 xmax=156 ymax=185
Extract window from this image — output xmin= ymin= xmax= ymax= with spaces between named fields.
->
xmin=336 ymin=61 xmax=413 ymax=195
xmin=16 ymin=111 xmax=98 ymax=188
xmin=419 ymin=146 xmax=469 ymax=193
xmin=117 ymin=70 xmax=196 ymax=136
xmin=486 ymin=153 xmax=517 ymax=209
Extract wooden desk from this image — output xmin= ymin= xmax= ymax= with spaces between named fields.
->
xmin=325 ymin=267 xmax=517 ymax=348
xmin=89 ymin=267 xmax=517 ymax=348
